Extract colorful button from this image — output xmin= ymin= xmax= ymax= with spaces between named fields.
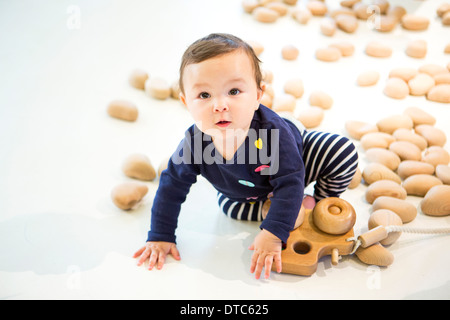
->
xmin=254 ymin=138 xmax=263 ymax=149
xmin=255 ymin=165 xmax=270 ymax=173
xmin=238 ymin=180 xmax=255 ymax=187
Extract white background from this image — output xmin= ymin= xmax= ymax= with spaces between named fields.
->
xmin=0 ymin=0 xmax=449 ymax=299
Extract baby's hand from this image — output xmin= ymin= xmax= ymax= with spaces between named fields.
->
xmin=133 ymin=241 xmax=180 ymax=270
xmin=249 ymin=229 xmax=282 ymax=279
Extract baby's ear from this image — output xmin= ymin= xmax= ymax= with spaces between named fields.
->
xmin=179 ymin=92 xmax=188 ymax=108
xmin=256 ymin=82 xmax=265 ymax=107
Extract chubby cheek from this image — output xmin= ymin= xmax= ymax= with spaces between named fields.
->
xmin=190 ymin=108 xmax=212 ymax=131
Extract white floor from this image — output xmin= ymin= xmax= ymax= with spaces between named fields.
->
xmin=0 ymin=0 xmax=449 ymax=300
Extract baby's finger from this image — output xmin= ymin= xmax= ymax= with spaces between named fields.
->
xmin=136 ymin=247 xmax=151 ymax=266
xmin=274 ymin=254 xmax=282 ymax=273
xmin=148 ymin=250 xmax=159 ymax=270
xmin=250 ymin=251 xmax=259 ymax=274
xmin=254 ymin=254 xmax=266 ymax=280
xmin=170 ymin=245 xmax=181 ymax=261
xmin=133 ymin=246 xmax=145 ymax=259
xmin=264 ymin=255 xmax=273 ymax=279
xmin=157 ymin=251 xmax=166 ymax=270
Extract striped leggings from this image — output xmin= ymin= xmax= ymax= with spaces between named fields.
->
xmin=217 ymin=130 xmax=359 ymax=221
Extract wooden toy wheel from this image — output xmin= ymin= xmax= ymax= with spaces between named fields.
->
xmin=312 ymin=197 xmax=356 ymax=235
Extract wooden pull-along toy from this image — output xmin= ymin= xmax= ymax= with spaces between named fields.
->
xmin=276 ymin=197 xmax=450 ymax=276
xmin=276 ymin=197 xmax=356 ymax=276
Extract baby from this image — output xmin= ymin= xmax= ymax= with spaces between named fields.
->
xmin=134 ymin=33 xmax=358 ymax=279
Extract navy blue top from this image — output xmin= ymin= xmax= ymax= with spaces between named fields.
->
xmin=147 ymin=105 xmax=305 ymax=244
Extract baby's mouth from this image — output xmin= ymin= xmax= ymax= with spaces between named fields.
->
xmin=216 ymin=120 xmax=231 ymax=128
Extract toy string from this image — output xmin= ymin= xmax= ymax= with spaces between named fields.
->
xmin=347 ymin=226 xmax=450 ymax=255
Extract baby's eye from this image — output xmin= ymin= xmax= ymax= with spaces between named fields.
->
xmin=229 ymin=88 xmax=240 ymax=96
xmin=199 ymin=92 xmax=210 ymax=99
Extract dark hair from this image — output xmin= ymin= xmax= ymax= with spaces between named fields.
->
xmin=179 ymin=33 xmax=262 ymax=94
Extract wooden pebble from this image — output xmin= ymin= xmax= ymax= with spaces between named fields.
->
xmin=107 ymin=100 xmax=138 ymax=122
xmin=422 ymin=146 xmax=450 ymax=167
xmin=434 ymin=73 xmax=450 ymax=85
xmin=272 ymin=94 xmax=296 ymax=113
xmin=349 ymin=167 xmax=362 ymax=189
xmin=365 ymin=179 xmax=407 ymax=204
xmin=437 ymin=3 xmax=450 ymax=17
xmin=389 ymin=68 xmax=418 ymax=82
xmin=376 ymin=15 xmax=398 ymax=32
xmin=122 ymin=154 xmax=156 ymax=181
xmin=297 ymin=106 xmax=324 ymax=128
xmin=341 ymin=0 xmax=360 ymax=9
xmin=292 ymin=8 xmax=312 ymax=25
xmin=357 ymin=71 xmax=380 ymax=86
xmin=368 ymin=209 xmax=403 ymax=246
xmin=265 ymin=2 xmax=288 ymax=16
xmin=281 ymin=45 xmax=299 ymax=60
xmin=384 ymin=78 xmax=409 ymax=99
xmin=171 ymin=81 xmax=181 ymax=100
xmin=355 ymin=243 xmax=394 ymax=267
xmin=436 ymin=165 xmax=450 ymax=184
xmin=264 ymin=84 xmax=274 ymax=97
xmin=427 ymin=84 xmax=450 ymax=103
xmin=283 ymin=78 xmax=304 ymax=98
xmin=111 ymin=182 xmax=148 ymax=211
xmin=403 ymin=106 xmax=436 ymax=126
xmin=145 ymin=77 xmax=171 ymax=100
xmin=372 ymin=196 xmax=417 ymax=223
xmin=320 ymin=18 xmax=337 ymax=36
xmin=360 ymin=132 xmax=395 ymax=150
xmin=397 ymin=160 xmax=435 ymax=180
xmin=419 ymin=64 xmax=449 ymax=77
xmin=242 ymin=0 xmax=259 ymax=13
xmin=353 ymin=3 xmax=371 ymax=20
xmin=307 ymin=0 xmax=328 ymax=16
xmin=405 ymin=39 xmax=427 ymax=59
xmin=376 ymin=114 xmax=413 ymax=134
xmin=335 ymin=14 xmax=358 ymax=33
xmin=345 ymin=121 xmax=379 ymax=140
xmin=389 ymin=141 xmax=422 ymax=161
xmin=442 ymin=12 xmax=450 ymax=26
xmin=247 ymin=40 xmax=264 ymax=56
xmin=392 ymin=128 xmax=427 ymax=150
xmin=329 ymin=41 xmax=355 ymax=57
xmin=387 ymin=6 xmax=407 ymax=22
xmin=260 ymin=92 xmax=273 ymax=109
xmin=365 ymin=41 xmax=392 ymax=58
xmin=365 ymin=148 xmax=400 ymax=171
xmin=362 ymin=162 xmax=401 ymax=185
xmin=309 ymin=91 xmax=333 ymax=109
xmin=329 ymin=7 xmax=355 ymax=18
xmin=157 ymin=157 xmax=170 ymax=177
xmin=408 ymin=73 xmax=435 ymax=96
xmin=420 ymin=185 xmax=450 ymax=216
xmin=415 ymin=125 xmax=447 ymax=147
xmin=403 ymin=174 xmax=443 ymax=197
xmin=128 ymin=69 xmax=149 ymax=90
xmin=253 ymin=7 xmax=279 ymax=23
xmin=315 ymin=47 xmax=342 ymax=62
xmin=401 ymin=14 xmax=429 ymax=31
xmin=373 ymin=0 xmax=390 ymax=14
xmin=262 ymin=69 xmax=274 ymax=84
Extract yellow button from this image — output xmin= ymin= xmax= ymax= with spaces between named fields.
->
xmin=254 ymin=138 xmax=263 ymax=149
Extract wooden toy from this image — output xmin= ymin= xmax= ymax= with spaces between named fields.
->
xmin=275 ymin=197 xmax=356 ymax=276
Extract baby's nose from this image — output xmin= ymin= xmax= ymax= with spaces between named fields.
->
xmin=213 ymin=99 xmax=229 ymax=112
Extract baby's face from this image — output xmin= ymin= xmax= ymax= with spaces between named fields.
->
xmin=180 ymin=50 xmax=263 ymax=140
